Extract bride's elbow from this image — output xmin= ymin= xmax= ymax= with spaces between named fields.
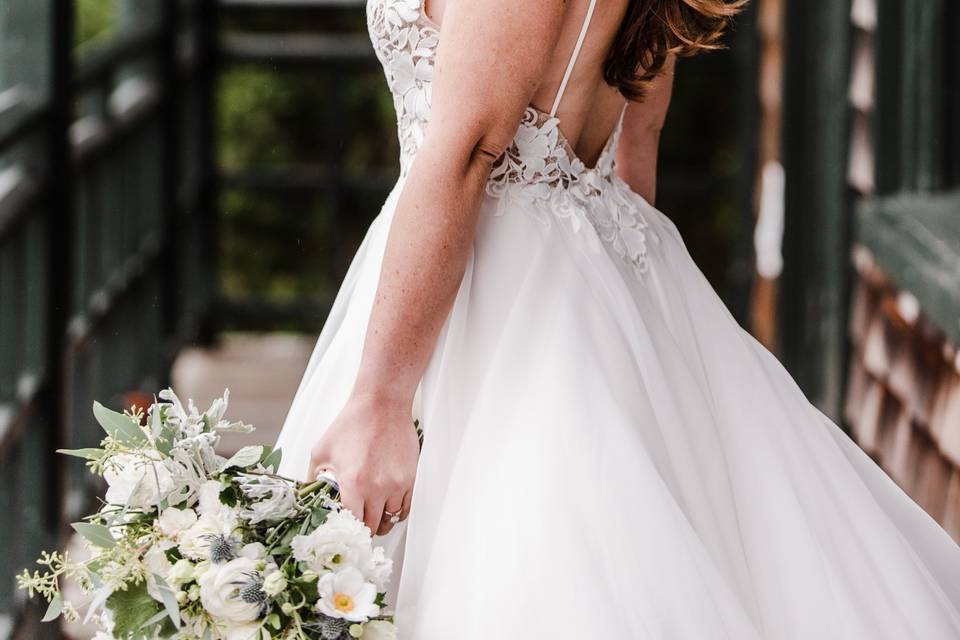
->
xmin=471 ymin=135 xmax=508 ymax=170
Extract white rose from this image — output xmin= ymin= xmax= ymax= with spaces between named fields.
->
xmin=178 ymin=512 xmax=238 ymax=561
xmin=291 ymin=510 xmax=373 ymax=575
xmin=223 ymin=621 xmax=261 ymax=640
xmin=103 ymin=454 xmax=174 ymax=508
xmin=315 ymin=567 xmax=379 ymax=623
xmin=363 ymin=620 xmax=399 ymax=640
xmin=198 ymin=557 xmax=263 ymax=624
xmin=158 ymin=507 xmax=198 ymax=539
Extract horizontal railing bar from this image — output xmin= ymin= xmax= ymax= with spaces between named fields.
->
xmin=72 ymin=86 xmax=163 ymax=165
xmin=219 ymin=166 xmax=396 ymax=193
xmin=0 ymin=371 xmax=44 ymax=460
xmin=74 ymin=24 xmax=166 ymax=90
xmin=0 ymin=167 xmax=43 ymax=242
xmin=220 ymin=33 xmax=377 ymax=65
xmin=220 ymin=0 xmax=365 ymax=7
xmin=0 ymin=88 xmax=48 ymax=152
xmin=66 ymin=232 xmax=167 ymax=350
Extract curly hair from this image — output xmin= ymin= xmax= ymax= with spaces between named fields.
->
xmin=605 ymin=0 xmax=747 ymax=101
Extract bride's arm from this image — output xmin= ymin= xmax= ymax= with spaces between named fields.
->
xmin=615 ymin=55 xmax=676 ymax=204
xmin=308 ymin=0 xmax=568 ymax=534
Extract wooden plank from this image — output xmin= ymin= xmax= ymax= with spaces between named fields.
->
xmin=857 ymin=190 xmax=960 ymax=343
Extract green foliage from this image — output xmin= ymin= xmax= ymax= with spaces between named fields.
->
xmin=75 ymin=0 xmax=117 ymax=51
xmin=71 ymin=522 xmax=116 ymax=549
xmin=93 ymin=402 xmax=148 ymax=446
xmin=216 ymin=63 xmax=399 ymax=323
xmin=106 ymin=583 xmax=171 ymax=639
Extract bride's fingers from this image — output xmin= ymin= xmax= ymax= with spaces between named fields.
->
xmin=339 ymin=483 xmax=365 ymax=525
xmin=376 ymin=494 xmax=405 ymax=536
xmin=363 ymin=496 xmax=386 ymax=533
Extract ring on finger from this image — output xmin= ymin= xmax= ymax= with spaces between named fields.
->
xmin=383 ymin=509 xmax=402 ymax=525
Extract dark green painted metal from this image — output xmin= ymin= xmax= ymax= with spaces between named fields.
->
xmin=779 ymin=0 xmax=853 ymax=420
xmin=943 ymin=1 xmax=960 ymax=189
xmin=875 ymin=0 xmax=946 ymax=195
xmin=867 ymin=0 xmax=959 ymax=347
xmin=0 ymin=0 xmax=216 ymax=631
xmin=856 ymin=191 xmax=960 ymax=344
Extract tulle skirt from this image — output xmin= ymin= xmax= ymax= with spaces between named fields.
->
xmin=276 ymin=176 xmax=960 ymax=639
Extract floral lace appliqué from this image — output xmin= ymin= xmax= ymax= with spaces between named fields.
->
xmin=367 ymin=0 xmax=438 ymax=174
xmin=367 ymin=0 xmax=659 ymax=279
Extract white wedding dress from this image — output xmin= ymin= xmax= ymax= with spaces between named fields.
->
xmin=276 ymin=1 xmax=960 ymax=637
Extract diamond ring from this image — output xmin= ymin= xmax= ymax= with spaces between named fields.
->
xmin=383 ymin=509 xmax=401 ymax=524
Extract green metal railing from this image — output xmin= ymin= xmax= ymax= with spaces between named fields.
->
xmin=0 ymin=0 xmax=216 ymax=632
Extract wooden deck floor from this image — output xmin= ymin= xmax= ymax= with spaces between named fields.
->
xmin=170 ymin=332 xmax=317 ymax=455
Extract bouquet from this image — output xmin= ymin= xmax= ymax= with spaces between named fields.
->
xmin=17 ymin=389 xmax=398 ymax=640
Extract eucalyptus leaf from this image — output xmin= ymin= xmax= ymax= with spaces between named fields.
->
xmin=71 ymin=522 xmax=117 ymax=549
xmin=263 ymin=447 xmax=283 ymax=473
xmin=219 ymin=445 xmax=264 ymax=471
xmin=139 ymin=609 xmax=171 ymax=630
xmin=93 ymin=401 xmax=148 ymax=446
xmin=154 ymin=576 xmax=182 ymax=628
xmin=57 ymin=448 xmax=106 ymax=461
xmin=42 ymin=594 xmax=63 ymax=622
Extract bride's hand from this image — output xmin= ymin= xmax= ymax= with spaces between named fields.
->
xmin=307 ymin=393 xmax=420 ymax=536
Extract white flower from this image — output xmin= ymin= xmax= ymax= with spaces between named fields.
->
xmin=262 ymin=569 xmax=287 ymax=597
xmin=198 ymin=480 xmax=230 ymax=518
xmin=223 ymin=622 xmax=261 ymax=640
xmin=291 ymin=510 xmax=373 ymax=575
xmin=157 ymin=507 xmax=198 ymax=539
xmin=367 ymin=546 xmax=393 ymax=592
xmin=198 ymin=557 xmax=263 ymax=624
xmin=363 ymin=620 xmax=399 ymax=640
xmin=240 ymin=542 xmax=266 ymax=562
xmin=103 ymin=454 xmax=174 ymax=508
xmin=91 ymin=633 xmax=115 ymax=640
xmin=167 ymin=559 xmax=196 ymax=587
xmin=178 ymin=512 xmax=238 ymax=561
xmin=143 ymin=545 xmax=173 ymax=602
xmin=236 ymin=474 xmax=297 ymax=524
xmin=315 ymin=568 xmax=379 ymax=623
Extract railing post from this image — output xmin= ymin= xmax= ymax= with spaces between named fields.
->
xmin=47 ymin=0 xmax=74 ymax=517
xmin=779 ymin=0 xmax=853 ymax=420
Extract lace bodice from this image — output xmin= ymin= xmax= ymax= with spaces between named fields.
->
xmin=366 ymin=0 xmax=658 ymax=278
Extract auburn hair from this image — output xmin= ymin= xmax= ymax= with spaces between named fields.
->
xmin=605 ymin=0 xmax=747 ymax=101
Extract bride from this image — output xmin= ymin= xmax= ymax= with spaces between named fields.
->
xmin=276 ymin=0 xmax=960 ymax=637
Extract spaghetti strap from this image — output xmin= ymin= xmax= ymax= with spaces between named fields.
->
xmin=549 ymin=0 xmax=599 ymax=117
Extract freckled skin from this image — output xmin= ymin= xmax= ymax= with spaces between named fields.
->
xmin=308 ymin=0 xmax=674 ymax=536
